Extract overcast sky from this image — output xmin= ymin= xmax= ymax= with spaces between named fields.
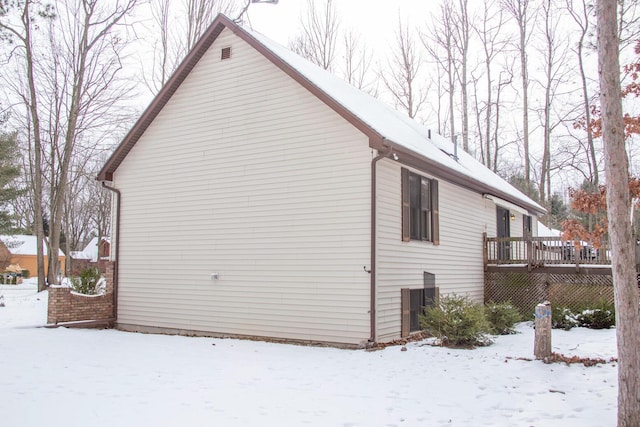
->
xmin=246 ymin=0 xmax=439 ymax=50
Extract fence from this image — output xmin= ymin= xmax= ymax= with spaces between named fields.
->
xmin=484 ymin=269 xmax=614 ymax=318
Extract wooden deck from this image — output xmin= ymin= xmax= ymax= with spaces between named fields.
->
xmin=483 ymin=234 xmax=616 ymax=273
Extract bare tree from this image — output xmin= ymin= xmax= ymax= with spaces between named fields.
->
xmin=502 ymin=0 xmax=535 ymax=196
xmin=430 ymin=63 xmax=449 ymax=135
xmin=472 ymin=0 xmax=509 ymax=168
xmin=492 ymin=68 xmax=514 ymax=171
xmin=566 ymin=0 xmax=599 ymax=186
xmin=380 ymin=17 xmax=427 ymax=119
xmin=341 ymin=29 xmax=376 ymax=95
xmin=450 ymin=0 xmax=473 ymax=152
xmin=1 ymin=0 xmax=138 ymax=285
xmin=289 ymin=0 xmax=339 ymax=71
xmin=143 ymin=0 xmax=174 ymax=93
xmin=143 ymin=0 xmax=237 ymax=93
xmin=596 ymin=1 xmax=640 ymax=425
xmin=422 ymin=3 xmax=458 ymax=138
xmin=43 ymin=0 xmax=138 ymax=285
xmin=618 ymin=0 xmax=640 ymax=55
xmin=0 ymin=0 xmax=54 ymax=290
xmin=536 ymin=0 xmax=573 ymax=205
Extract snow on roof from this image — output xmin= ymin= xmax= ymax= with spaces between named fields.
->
xmin=246 ymin=28 xmax=544 ymax=214
xmin=78 ymin=237 xmax=109 ymax=262
xmin=98 ymin=15 xmax=544 ymax=215
xmin=537 ymin=221 xmax=562 ymax=237
xmin=70 ymin=251 xmax=91 ymax=260
xmin=0 ymin=235 xmax=65 ymax=257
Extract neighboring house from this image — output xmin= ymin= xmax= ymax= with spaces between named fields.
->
xmin=97 ymin=15 xmax=545 ymax=346
xmin=0 ymin=235 xmax=65 ymax=277
xmin=70 ymin=237 xmax=111 ymax=262
xmin=69 ymin=237 xmax=111 ymax=275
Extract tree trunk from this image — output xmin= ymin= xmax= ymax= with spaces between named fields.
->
xmin=520 ymin=17 xmax=531 ymax=194
xmin=19 ymin=2 xmax=47 ymax=291
xmin=596 ymin=1 xmax=640 ymax=425
xmin=457 ymin=0 xmax=470 ymax=153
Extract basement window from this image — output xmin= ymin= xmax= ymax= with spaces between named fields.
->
xmin=401 ymin=274 xmax=438 ymax=337
xmin=221 ymin=46 xmax=231 ymax=60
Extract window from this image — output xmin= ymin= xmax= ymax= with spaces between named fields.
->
xmin=401 ymin=273 xmax=438 ymax=337
xmin=402 ymin=168 xmax=439 ymax=244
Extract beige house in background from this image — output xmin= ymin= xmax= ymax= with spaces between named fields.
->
xmin=0 ymin=235 xmax=65 ymax=277
xmin=98 ymin=15 xmax=544 ymax=346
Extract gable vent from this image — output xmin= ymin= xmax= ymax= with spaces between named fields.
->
xmin=221 ymin=46 xmax=231 ymax=60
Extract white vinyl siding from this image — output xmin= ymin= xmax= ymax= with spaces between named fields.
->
xmin=375 ymin=160 xmax=497 ymax=341
xmin=113 ymin=29 xmax=372 ymax=345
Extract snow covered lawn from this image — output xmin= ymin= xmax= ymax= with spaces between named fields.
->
xmin=0 ymin=281 xmax=617 ymax=426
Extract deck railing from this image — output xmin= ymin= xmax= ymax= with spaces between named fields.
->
xmin=484 ymin=234 xmax=613 ymax=267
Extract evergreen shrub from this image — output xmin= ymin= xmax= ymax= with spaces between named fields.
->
xmin=419 ymin=294 xmax=492 ymax=347
xmin=485 ymin=301 xmax=521 ymax=334
xmin=71 ymin=267 xmax=102 ymax=295
xmin=575 ymin=299 xmax=615 ymax=329
xmin=551 ymin=306 xmax=578 ymax=330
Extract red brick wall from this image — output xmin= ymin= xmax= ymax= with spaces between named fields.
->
xmin=48 ymin=261 xmax=116 ymax=324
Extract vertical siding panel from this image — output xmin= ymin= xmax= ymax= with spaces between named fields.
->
xmin=113 ymin=29 xmax=372 ymax=345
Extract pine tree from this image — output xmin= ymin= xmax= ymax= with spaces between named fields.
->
xmin=0 ymin=129 xmax=22 ymax=233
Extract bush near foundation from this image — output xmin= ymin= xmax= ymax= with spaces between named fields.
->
xmin=575 ymin=299 xmax=615 ymax=329
xmin=485 ymin=301 xmax=521 ymax=335
xmin=552 ymin=306 xmax=579 ymax=330
xmin=419 ymin=294 xmax=492 ymax=347
xmin=551 ymin=299 xmax=615 ymax=330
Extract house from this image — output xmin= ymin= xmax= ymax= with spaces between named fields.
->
xmin=70 ymin=237 xmax=111 ymax=262
xmin=0 ymin=235 xmax=65 ymax=277
xmin=69 ymin=237 xmax=111 ymax=275
xmin=97 ymin=14 xmax=545 ymax=346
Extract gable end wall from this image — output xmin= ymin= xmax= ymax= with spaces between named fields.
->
xmin=113 ymin=29 xmax=373 ymax=345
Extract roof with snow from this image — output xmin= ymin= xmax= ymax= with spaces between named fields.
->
xmin=98 ymin=14 xmax=544 ymax=216
xmin=72 ymin=237 xmax=110 ymax=262
xmin=0 ymin=235 xmax=65 ymax=257
xmin=537 ymin=221 xmax=562 ymax=237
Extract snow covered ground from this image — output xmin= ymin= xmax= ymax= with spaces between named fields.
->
xmin=0 ymin=280 xmax=617 ymax=426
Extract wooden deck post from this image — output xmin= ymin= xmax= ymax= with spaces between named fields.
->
xmin=534 ymin=301 xmax=552 ymax=359
xmin=526 ymin=235 xmax=533 ymax=271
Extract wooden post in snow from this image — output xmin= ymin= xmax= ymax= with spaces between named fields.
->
xmin=534 ymin=301 xmax=552 ymax=359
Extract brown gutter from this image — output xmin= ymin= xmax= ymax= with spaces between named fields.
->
xmin=370 ymin=142 xmax=392 ymax=343
xmin=101 ymin=182 xmax=121 ymax=321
